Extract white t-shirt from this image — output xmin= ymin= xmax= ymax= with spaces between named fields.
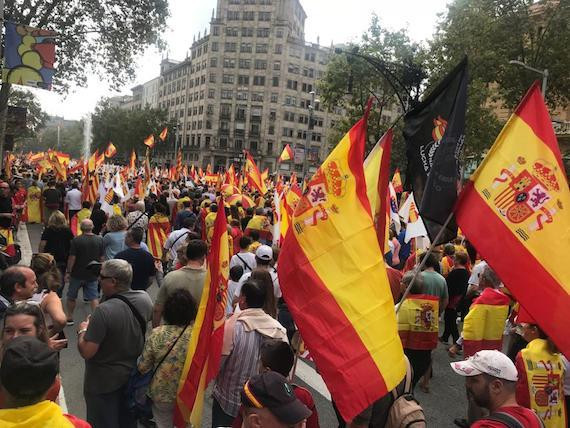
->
xmin=468 ymin=260 xmax=488 ymax=286
xmin=233 ymin=267 xmax=282 ymax=301
xmin=230 ymin=252 xmax=257 ymax=273
xmin=65 ymin=188 xmax=83 ymax=210
xmin=164 ymin=228 xmax=190 ymax=262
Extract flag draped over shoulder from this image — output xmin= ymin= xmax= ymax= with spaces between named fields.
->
xmin=398 ymin=294 xmax=439 ymax=350
xmin=404 ymin=57 xmax=468 ymax=245
xmin=175 ymin=202 xmax=229 ymax=427
xmin=278 ymin=103 xmax=406 ymax=421
xmin=455 ymin=83 xmax=570 ymax=357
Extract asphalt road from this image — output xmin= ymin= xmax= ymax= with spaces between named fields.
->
xmin=21 ymin=222 xmax=467 ymax=427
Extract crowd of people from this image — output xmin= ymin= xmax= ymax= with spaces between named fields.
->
xmin=0 ymin=164 xmax=567 ymax=428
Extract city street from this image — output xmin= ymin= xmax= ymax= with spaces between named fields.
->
xmin=20 ymin=222 xmax=467 ymax=427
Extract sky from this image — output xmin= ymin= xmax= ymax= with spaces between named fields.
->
xmin=33 ymin=0 xmax=450 ymax=121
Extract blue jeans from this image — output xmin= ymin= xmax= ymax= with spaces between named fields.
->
xmin=67 ymin=277 xmax=98 ymax=301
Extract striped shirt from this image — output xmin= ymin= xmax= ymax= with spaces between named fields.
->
xmin=213 ymin=320 xmax=264 ymax=417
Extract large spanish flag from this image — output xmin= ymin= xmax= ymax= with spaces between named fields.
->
xmin=462 ymin=288 xmax=510 ymax=358
xmin=398 ymin=294 xmax=439 ymax=350
xmin=147 ymin=213 xmax=171 ymax=260
xmin=174 ymin=201 xmax=229 ymax=427
xmin=278 ymin=104 xmax=406 ymax=421
xmin=455 ymin=83 xmax=570 ymax=357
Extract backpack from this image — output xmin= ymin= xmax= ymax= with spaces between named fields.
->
xmin=485 ymin=410 xmax=545 ymax=428
xmin=385 ymin=358 xmax=426 ymax=428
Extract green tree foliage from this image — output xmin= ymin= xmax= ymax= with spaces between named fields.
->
xmin=91 ymin=99 xmax=172 ymax=157
xmin=33 ymin=121 xmax=84 ymax=157
xmin=319 ymin=16 xmax=427 ymax=170
xmin=7 ymin=88 xmax=48 ymax=141
xmin=4 ymin=0 xmax=170 ymax=92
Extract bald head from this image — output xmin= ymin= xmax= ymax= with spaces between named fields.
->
xmin=0 ymin=266 xmax=37 ymax=300
xmin=80 ymin=219 xmax=94 ymax=233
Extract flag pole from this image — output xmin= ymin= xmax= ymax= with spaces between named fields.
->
xmin=395 ymin=210 xmax=455 ymax=314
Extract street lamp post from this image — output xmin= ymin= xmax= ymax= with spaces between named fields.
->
xmin=303 ymin=90 xmax=316 ymax=180
xmin=509 ymin=60 xmax=548 ymax=96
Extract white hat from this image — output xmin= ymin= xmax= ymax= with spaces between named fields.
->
xmin=256 ymin=245 xmax=273 ymax=261
xmin=450 ymin=350 xmax=518 ymax=382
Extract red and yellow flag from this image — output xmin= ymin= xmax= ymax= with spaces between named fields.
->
xmin=147 ymin=213 xmax=170 ymax=260
xmin=104 ymin=142 xmax=117 ymax=158
xmin=278 ymin=144 xmax=294 ymax=162
xmin=175 ymin=149 xmax=182 ymax=181
xmin=455 ymin=83 xmax=570 ymax=357
xmin=143 ymin=134 xmax=155 ymax=149
xmin=397 ymin=294 xmax=439 ymax=350
xmin=278 ymin=103 xmax=405 ymax=421
xmin=391 ymin=168 xmax=403 ymax=193
xmin=364 ymin=129 xmax=393 ymax=251
xmin=462 ymin=288 xmax=510 ymax=358
xmin=4 ymin=153 xmax=15 ymax=180
xmin=159 ymin=127 xmax=168 ymax=142
xmin=175 ymin=200 xmax=229 ymax=427
xmin=81 ymin=174 xmax=99 ymax=205
xmin=129 ymin=150 xmax=137 ymax=172
xmin=244 ymin=151 xmax=267 ymax=194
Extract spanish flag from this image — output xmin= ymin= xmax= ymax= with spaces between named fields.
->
xmin=391 ymin=168 xmax=403 ymax=193
xmin=175 ymin=200 xmax=229 ymax=427
xmin=455 ymin=83 xmax=570 ymax=357
xmin=159 ymin=127 xmax=168 ymax=142
xmin=398 ymin=294 xmax=439 ymax=350
xmin=129 ymin=150 xmax=136 ymax=172
xmin=278 ymin=144 xmax=294 ymax=162
xmin=104 ymin=142 xmax=117 ymax=158
xmin=364 ymin=129 xmax=393 ymax=251
xmin=462 ymin=288 xmax=510 ymax=358
xmin=278 ymin=103 xmax=406 ymax=421
xmin=244 ymin=151 xmax=267 ymax=194
xmin=143 ymin=134 xmax=155 ymax=149
xmin=147 ymin=213 xmax=170 ymax=260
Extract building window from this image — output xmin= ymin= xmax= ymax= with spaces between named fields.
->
xmin=268 ymin=125 xmax=275 ymax=135
xmin=222 ymin=74 xmax=235 ymax=84
xmin=237 ymin=91 xmax=249 ymax=100
xmin=223 ymin=58 xmax=236 ymax=68
xmin=258 ymin=12 xmax=271 ymax=21
xmin=282 ymin=128 xmax=294 ymax=137
xmin=251 ymin=92 xmax=264 ymax=102
xmin=254 ymin=59 xmax=267 ymax=70
xmin=209 ymin=73 xmax=216 ymax=83
xmin=283 ymin=111 xmax=295 ymax=121
xmin=212 ymin=26 xmax=220 ymax=36
xmin=250 ymin=141 xmax=258 ymax=151
xmin=206 ymin=120 xmax=212 ymax=129
xmin=239 ymin=59 xmax=251 ymax=69
xmin=226 ymin=27 xmax=239 ymax=36
xmin=198 ymin=120 xmax=203 ymax=129
xmin=255 ymin=44 xmax=268 ymax=53
xmin=257 ymin=28 xmax=270 ymax=38
xmin=304 ymin=52 xmax=316 ymax=62
xmin=205 ymin=136 xmax=211 ymax=148
xmin=220 ymin=138 xmax=228 ymax=148
xmin=267 ymin=141 xmax=273 ymax=154
xmin=208 ymin=89 xmax=215 ymax=98
xmin=235 ymin=139 xmax=243 ymax=150
xmin=227 ymin=10 xmax=240 ymax=20
xmin=238 ymin=75 xmax=249 ymax=85
xmin=241 ymin=27 xmax=254 ymax=37
xmin=240 ymin=43 xmax=252 ymax=53
xmin=221 ymin=90 xmax=233 ymax=99
xmin=273 ymin=61 xmax=281 ymax=70
xmin=225 ymin=42 xmax=237 ymax=52
xmin=220 ymin=104 xmax=231 ymax=118
xmin=272 ymin=76 xmax=279 ymax=87
xmin=276 ymin=28 xmax=284 ymax=38
xmin=242 ymin=11 xmax=255 ymax=20
xmin=236 ymin=105 xmax=247 ymax=121
xmin=284 ymin=96 xmax=296 ymax=106
xmin=253 ymin=76 xmax=265 ymax=86
xmin=274 ymin=44 xmax=283 ymax=54
xmin=271 ymin=93 xmax=278 ymax=103
xmin=211 ymin=42 xmax=218 ymax=51
xmin=287 ymin=80 xmax=298 ymax=90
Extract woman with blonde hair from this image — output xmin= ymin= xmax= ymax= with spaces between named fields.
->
xmin=28 ymin=253 xmax=67 ymax=334
xmin=102 ymin=214 xmax=128 ymax=260
xmin=38 ymin=211 xmax=74 ymax=297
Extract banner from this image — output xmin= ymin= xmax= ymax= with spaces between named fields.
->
xmin=2 ymin=22 xmax=57 ymax=90
xmin=404 ymin=57 xmax=468 ymax=244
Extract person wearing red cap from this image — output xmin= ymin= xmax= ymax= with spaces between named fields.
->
xmin=514 ymin=307 xmax=567 ymax=428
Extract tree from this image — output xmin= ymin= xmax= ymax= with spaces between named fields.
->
xmin=428 ymin=0 xmax=570 ymax=156
xmin=0 ymin=0 xmax=170 ymax=163
xmin=32 ymin=121 xmax=84 ymax=157
xmin=319 ymin=16 xmax=428 ymax=170
xmin=91 ymin=99 xmax=172 ymax=157
xmin=7 ymin=88 xmax=49 ymax=145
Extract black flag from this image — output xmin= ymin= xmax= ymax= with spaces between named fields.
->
xmin=403 ymin=57 xmax=468 ymax=245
